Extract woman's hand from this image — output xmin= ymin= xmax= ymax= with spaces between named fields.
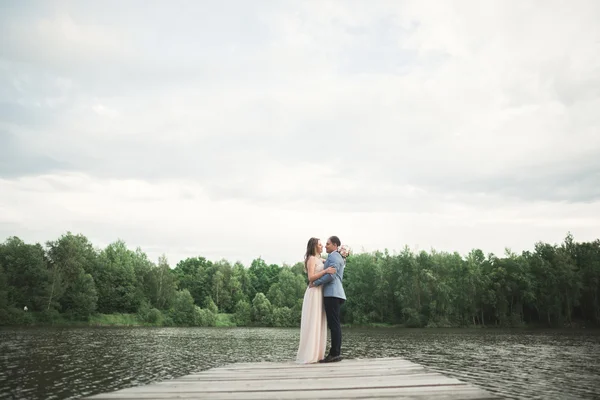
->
xmin=325 ymin=267 xmax=336 ymax=275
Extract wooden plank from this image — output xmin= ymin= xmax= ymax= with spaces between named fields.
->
xmin=212 ymin=358 xmax=415 ymax=370
xmin=201 ymin=363 xmax=422 ymax=376
xmin=161 ymin=372 xmax=448 ymax=386
xmin=87 ymin=385 xmax=496 ymax=399
xmin=188 ymin=364 xmax=425 ymax=376
xmin=177 ymin=367 xmax=426 ymax=381
xmin=188 ymin=365 xmax=424 ymax=375
xmin=91 ymin=375 xmax=465 ymax=393
xmin=85 ymin=357 xmax=499 ymax=400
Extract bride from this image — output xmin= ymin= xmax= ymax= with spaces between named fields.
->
xmin=295 ymin=237 xmax=336 ymax=364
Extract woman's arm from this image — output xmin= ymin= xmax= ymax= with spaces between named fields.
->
xmin=307 ymin=257 xmax=336 ymax=283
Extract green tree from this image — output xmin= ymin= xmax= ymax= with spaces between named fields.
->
xmin=571 ymin=239 xmax=600 ymax=324
xmin=131 ymin=248 xmax=155 ymax=309
xmin=231 ymin=262 xmax=252 ymax=307
xmin=251 ymin=293 xmax=273 ymax=326
xmin=234 ymin=300 xmax=252 ymax=326
xmin=249 ymin=258 xmax=280 ymax=299
xmin=1 ymin=230 xmax=599 ymax=328
xmin=211 ymin=261 xmax=234 ymax=312
xmin=145 ymin=255 xmax=177 ymax=310
xmin=194 ymin=306 xmax=217 ymax=327
xmin=267 ymin=269 xmax=306 ymax=309
xmin=343 ymin=252 xmax=382 ymax=324
xmin=61 ymin=272 xmax=98 ymax=319
xmin=92 ymin=240 xmax=141 ymax=313
xmin=171 ymin=289 xmax=196 ymax=325
xmin=290 ymin=262 xmax=305 ymax=276
xmin=0 ymin=264 xmax=9 ymax=324
xmin=0 ymin=237 xmax=50 ymax=311
xmin=205 ymin=296 xmax=218 ymax=314
xmin=394 ymin=247 xmax=424 ymax=327
xmin=45 ymin=232 xmax=99 ymax=313
xmin=272 ymin=307 xmax=294 ymax=327
xmin=173 ymin=257 xmax=212 ymax=306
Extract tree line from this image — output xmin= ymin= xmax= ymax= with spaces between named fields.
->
xmin=0 ymin=232 xmax=598 ymax=328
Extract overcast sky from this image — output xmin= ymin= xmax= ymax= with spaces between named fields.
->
xmin=1 ymin=0 xmax=599 ymax=267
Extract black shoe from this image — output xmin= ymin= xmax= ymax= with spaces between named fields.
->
xmin=319 ymin=354 xmax=342 ymax=363
xmin=318 ymin=354 xmax=335 ymax=363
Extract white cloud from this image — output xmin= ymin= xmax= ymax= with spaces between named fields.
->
xmin=2 ymin=173 xmax=599 ymax=266
xmin=1 ymin=0 xmax=599 ymax=266
xmin=92 ymin=104 xmax=118 ymax=119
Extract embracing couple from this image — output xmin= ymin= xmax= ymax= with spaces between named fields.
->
xmin=296 ymin=235 xmax=348 ymax=364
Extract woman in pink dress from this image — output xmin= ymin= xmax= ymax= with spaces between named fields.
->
xmin=296 ymin=237 xmax=336 ymax=364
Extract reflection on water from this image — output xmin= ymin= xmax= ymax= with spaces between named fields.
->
xmin=0 ymin=327 xmax=599 ymax=399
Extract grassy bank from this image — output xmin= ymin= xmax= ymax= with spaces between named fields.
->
xmin=2 ymin=312 xmax=236 ymax=328
xmin=342 ymin=322 xmax=406 ymax=328
xmin=215 ymin=313 xmax=237 ymax=327
xmin=88 ymin=313 xmax=160 ymax=327
xmin=2 ymin=311 xmax=160 ymax=327
xmin=3 ymin=310 xmax=590 ymax=329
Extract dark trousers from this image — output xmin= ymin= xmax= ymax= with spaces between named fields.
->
xmin=324 ymin=297 xmax=344 ymax=357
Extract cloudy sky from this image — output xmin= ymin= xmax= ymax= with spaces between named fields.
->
xmin=1 ymin=1 xmax=599 ymax=267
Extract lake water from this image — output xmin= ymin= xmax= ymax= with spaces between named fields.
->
xmin=0 ymin=327 xmax=599 ymax=399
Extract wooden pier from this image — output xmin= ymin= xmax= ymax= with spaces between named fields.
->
xmin=86 ymin=357 xmax=500 ymax=399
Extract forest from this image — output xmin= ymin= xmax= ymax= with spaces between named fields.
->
xmin=1 ymin=232 xmax=598 ymax=328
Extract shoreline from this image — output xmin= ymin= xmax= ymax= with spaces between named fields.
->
xmin=1 ymin=312 xmax=594 ymax=329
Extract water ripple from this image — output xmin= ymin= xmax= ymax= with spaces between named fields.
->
xmin=0 ymin=327 xmax=598 ymax=399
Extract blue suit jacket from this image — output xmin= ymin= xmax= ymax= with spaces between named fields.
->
xmin=313 ymin=250 xmax=346 ymax=300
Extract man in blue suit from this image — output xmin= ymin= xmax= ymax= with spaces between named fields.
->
xmin=311 ymin=235 xmax=346 ymax=363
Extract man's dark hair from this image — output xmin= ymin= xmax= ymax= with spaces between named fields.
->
xmin=329 ymin=236 xmax=341 ymax=247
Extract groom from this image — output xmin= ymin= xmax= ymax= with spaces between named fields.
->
xmin=311 ymin=235 xmax=346 ymax=363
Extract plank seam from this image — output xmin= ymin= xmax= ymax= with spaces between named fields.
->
xmin=124 ymin=383 xmax=470 ymax=394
